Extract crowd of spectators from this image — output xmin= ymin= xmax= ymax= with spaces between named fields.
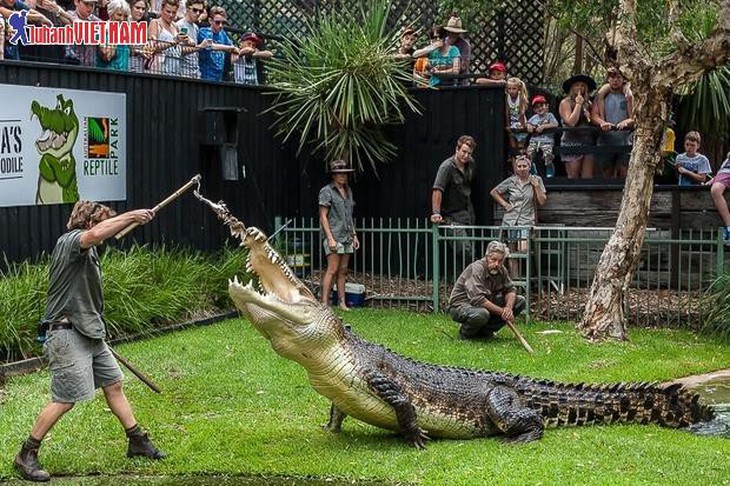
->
xmin=3 ymin=5 xmax=725 ymax=184
xmin=0 ymin=0 xmax=273 ymax=84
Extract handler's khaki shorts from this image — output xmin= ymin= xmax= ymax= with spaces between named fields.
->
xmin=44 ymin=327 xmax=123 ymax=403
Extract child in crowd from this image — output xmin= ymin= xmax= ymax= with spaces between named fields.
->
xmin=394 ymin=26 xmax=416 ymax=60
xmin=526 ymin=95 xmax=559 ymax=177
xmin=706 ymin=151 xmax=730 ymax=244
xmin=505 ymin=77 xmax=529 ymax=157
xmin=476 ymin=61 xmax=507 ymax=86
xmin=232 ymin=32 xmax=273 ymax=85
xmin=675 ymin=131 xmax=712 ymax=186
xmin=655 ymin=118 xmax=677 ymax=183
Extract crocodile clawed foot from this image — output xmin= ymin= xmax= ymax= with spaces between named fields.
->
xmin=405 ymin=428 xmax=430 ymax=449
xmin=322 ymin=422 xmax=342 ymax=433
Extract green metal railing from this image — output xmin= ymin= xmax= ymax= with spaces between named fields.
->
xmin=273 ymin=217 xmax=727 ymax=325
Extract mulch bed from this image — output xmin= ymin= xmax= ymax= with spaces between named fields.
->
xmin=307 ymin=271 xmax=707 ymax=327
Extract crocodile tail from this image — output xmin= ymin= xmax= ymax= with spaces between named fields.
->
xmin=519 ymin=379 xmax=714 ymax=428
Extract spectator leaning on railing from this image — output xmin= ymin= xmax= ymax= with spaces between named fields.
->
xmin=175 ymin=0 xmax=208 ymax=78
xmin=127 ymin=0 xmax=153 ymax=73
xmin=591 ymin=67 xmax=634 ymax=178
xmin=96 ymin=0 xmax=130 ymax=71
xmin=1 ymin=0 xmax=54 ymax=61
xmin=147 ymin=0 xmax=185 ymax=75
xmin=442 ymin=15 xmax=470 ymax=86
xmin=197 ymin=5 xmax=236 ymax=82
xmin=232 ymin=31 xmax=272 ymax=85
xmin=66 ymin=0 xmax=101 ymax=66
xmin=706 ymin=151 xmax=730 ymax=245
xmin=558 ymin=74 xmax=596 ymax=179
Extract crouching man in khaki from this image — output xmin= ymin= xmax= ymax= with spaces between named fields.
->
xmin=14 ymin=201 xmax=165 ymax=482
xmin=448 ymin=241 xmax=526 ymax=340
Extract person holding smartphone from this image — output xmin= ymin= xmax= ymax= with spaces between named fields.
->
xmin=175 ymin=0 xmax=211 ymax=79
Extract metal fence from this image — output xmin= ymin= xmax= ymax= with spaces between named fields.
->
xmin=272 ymin=217 xmax=727 ymax=326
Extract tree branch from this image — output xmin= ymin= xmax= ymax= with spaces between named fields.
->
xmin=667 ymin=0 xmax=690 ymax=53
xmin=659 ymin=0 xmax=730 ymax=87
xmin=535 ymin=0 xmax=604 ymax=68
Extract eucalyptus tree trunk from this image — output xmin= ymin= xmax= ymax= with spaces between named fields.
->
xmin=579 ymin=0 xmax=730 ymax=341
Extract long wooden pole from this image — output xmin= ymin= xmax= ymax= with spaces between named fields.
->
xmin=505 ymin=320 xmax=534 ymax=354
xmin=108 ymin=346 xmax=162 ymax=393
xmin=115 ymin=174 xmax=201 ymax=240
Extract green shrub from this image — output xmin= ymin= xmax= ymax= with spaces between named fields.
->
xmin=0 ymin=244 xmax=249 ymax=362
xmin=0 ymin=257 xmax=49 ymax=361
xmin=701 ymin=271 xmax=730 ymax=342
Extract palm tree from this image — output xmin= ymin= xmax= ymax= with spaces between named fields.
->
xmin=266 ymin=0 xmax=419 ymax=173
xmin=677 ymin=67 xmax=730 ymax=165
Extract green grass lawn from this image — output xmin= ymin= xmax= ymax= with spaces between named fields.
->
xmin=1 ymin=309 xmax=729 ymax=485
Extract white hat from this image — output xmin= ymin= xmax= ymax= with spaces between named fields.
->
xmin=443 ymin=16 xmax=467 ymax=34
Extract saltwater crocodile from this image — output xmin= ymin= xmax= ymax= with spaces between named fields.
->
xmin=198 ymin=198 xmax=715 ymax=447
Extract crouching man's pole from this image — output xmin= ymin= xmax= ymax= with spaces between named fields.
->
xmin=115 ymin=174 xmax=202 ymax=239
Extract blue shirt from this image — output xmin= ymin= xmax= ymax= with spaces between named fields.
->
xmin=427 ymin=46 xmax=460 ymax=87
xmin=198 ymin=27 xmax=232 ymax=81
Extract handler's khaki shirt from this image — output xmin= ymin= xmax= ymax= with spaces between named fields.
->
xmin=45 ymin=230 xmax=107 ymax=339
xmin=493 ymin=175 xmax=545 ymax=226
xmin=448 ymin=259 xmax=515 ymax=309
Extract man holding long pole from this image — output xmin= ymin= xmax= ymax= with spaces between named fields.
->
xmin=448 ymin=240 xmax=532 ymax=352
xmin=14 ymin=201 xmax=165 ymax=482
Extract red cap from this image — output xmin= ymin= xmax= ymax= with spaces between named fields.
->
xmin=241 ymin=32 xmax=261 ymax=45
xmin=489 ymin=62 xmax=506 ymax=72
xmin=531 ymin=95 xmax=547 ymax=106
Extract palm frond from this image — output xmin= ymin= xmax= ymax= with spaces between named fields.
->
xmin=266 ymin=0 xmax=420 ymax=173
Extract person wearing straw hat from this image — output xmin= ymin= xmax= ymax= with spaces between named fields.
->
xmin=442 ymin=15 xmax=471 ymax=85
xmin=558 ymin=74 xmax=597 ymax=179
xmin=319 ymin=160 xmax=360 ymax=311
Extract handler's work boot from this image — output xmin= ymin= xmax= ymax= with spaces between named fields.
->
xmin=14 ymin=437 xmax=51 ymax=482
xmin=126 ymin=424 xmax=166 ymax=459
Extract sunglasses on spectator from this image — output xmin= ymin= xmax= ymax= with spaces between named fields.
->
xmin=213 ymin=20 xmax=227 ymax=25
xmin=191 ymin=7 xmax=203 ymax=13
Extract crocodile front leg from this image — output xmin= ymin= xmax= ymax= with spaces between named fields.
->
xmin=324 ymin=402 xmax=347 ymax=432
xmin=366 ymin=370 xmax=430 ymax=448
xmin=485 ymin=385 xmax=544 ymax=443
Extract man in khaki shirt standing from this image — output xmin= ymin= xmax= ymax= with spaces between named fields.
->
xmin=448 ymin=241 xmax=526 ymax=340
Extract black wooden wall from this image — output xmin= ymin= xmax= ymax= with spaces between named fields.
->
xmin=0 ymin=62 xmax=505 ymax=266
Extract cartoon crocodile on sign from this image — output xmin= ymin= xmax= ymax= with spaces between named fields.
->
xmin=32 ymin=94 xmax=80 ymax=204
xmin=197 ymin=196 xmax=717 ymax=447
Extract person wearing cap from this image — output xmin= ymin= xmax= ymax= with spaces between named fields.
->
xmin=448 ymin=240 xmax=526 ymax=340
xmin=442 ymin=15 xmax=471 ymax=85
xmin=476 ymin=61 xmax=508 ymax=86
xmin=526 ymin=95 xmax=559 ymax=177
xmin=393 ymin=26 xmax=416 ymax=60
xmin=319 ymin=160 xmax=360 ymax=311
xmin=232 ymin=31 xmax=273 ymax=85
xmin=558 ymin=74 xmax=597 ymax=179
xmin=590 ymin=67 xmax=634 ymax=178
xmin=64 ymin=0 xmax=102 ymax=66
